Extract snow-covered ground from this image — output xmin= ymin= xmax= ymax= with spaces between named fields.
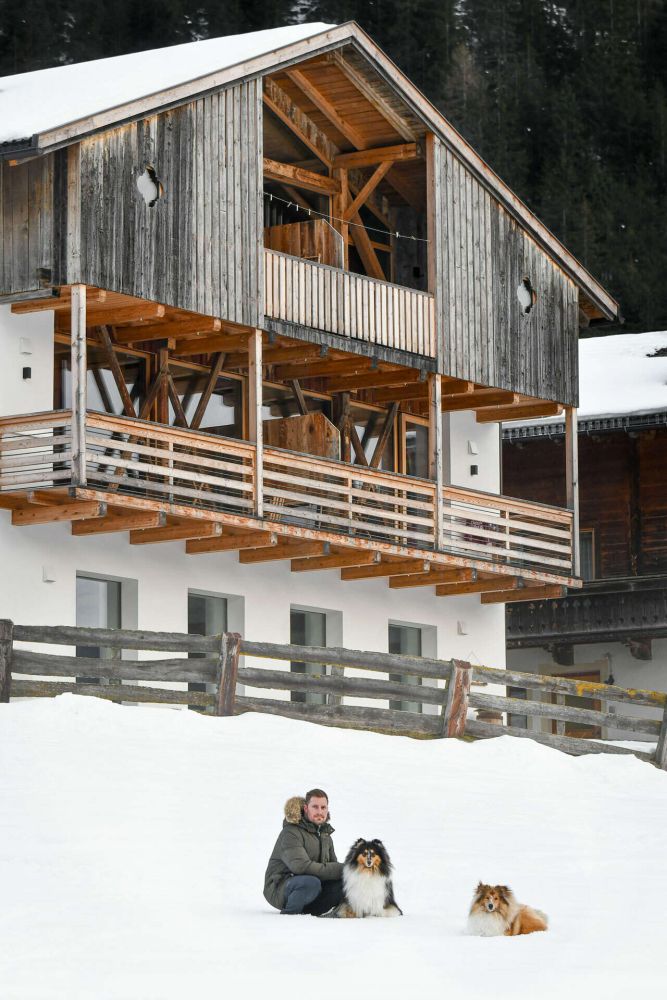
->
xmin=1 ymin=695 xmax=665 ymax=999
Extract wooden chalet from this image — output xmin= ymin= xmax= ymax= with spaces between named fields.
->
xmin=0 ymin=22 xmax=621 ymax=601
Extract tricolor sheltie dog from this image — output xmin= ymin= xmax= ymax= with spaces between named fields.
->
xmin=330 ymin=838 xmax=403 ymax=918
xmin=466 ymin=882 xmax=548 ymax=936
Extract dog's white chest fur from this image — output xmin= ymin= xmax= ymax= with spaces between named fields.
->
xmin=343 ymin=867 xmax=389 ymax=917
xmin=466 ymin=909 xmax=509 ymax=936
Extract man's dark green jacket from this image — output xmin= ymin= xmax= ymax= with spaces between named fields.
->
xmin=264 ymin=796 xmax=344 ymax=909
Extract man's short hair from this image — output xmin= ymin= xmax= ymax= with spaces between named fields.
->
xmin=305 ymin=788 xmax=328 ymax=803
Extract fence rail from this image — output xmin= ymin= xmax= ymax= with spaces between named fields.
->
xmin=2 ymin=622 xmax=665 ymax=769
xmin=264 ymin=248 xmax=437 ymax=357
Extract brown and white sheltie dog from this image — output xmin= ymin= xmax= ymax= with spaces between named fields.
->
xmin=332 ymin=839 xmax=403 ymax=918
xmin=466 ymin=883 xmax=548 ymax=936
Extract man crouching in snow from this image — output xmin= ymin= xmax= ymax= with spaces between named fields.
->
xmin=264 ymin=788 xmax=344 ymax=915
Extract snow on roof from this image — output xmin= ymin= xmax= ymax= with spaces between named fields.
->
xmin=0 ymin=23 xmax=336 ymax=145
xmin=509 ymin=331 xmax=667 ymax=427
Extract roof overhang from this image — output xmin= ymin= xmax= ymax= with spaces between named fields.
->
xmin=1 ymin=21 xmax=620 ymax=322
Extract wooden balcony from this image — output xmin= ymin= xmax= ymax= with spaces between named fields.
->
xmin=264 ymin=249 xmax=436 ymax=359
xmin=0 ymin=410 xmax=576 ymax=595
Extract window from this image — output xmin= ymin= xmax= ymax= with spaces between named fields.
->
xmin=75 ymin=574 xmax=122 ymax=684
xmin=402 ymin=415 xmax=429 ymax=479
xmin=388 ymin=623 xmax=422 ymax=713
xmin=290 ymin=608 xmax=328 ymax=706
xmin=579 ymin=530 xmax=595 ymax=581
xmin=507 ymin=686 xmax=528 ymax=729
xmin=350 ymin=403 xmax=396 ymax=471
xmin=188 ymin=592 xmax=228 ymax=712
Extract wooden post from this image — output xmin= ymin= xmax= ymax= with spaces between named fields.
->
xmin=70 ymin=283 xmax=87 ymax=486
xmin=428 ymin=373 xmax=445 ymax=549
xmin=441 ymin=659 xmax=471 ymax=737
xmin=0 ymin=619 xmax=13 ymax=702
xmin=215 ymin=632 xmax=241 ymax=717
xmin=656 ymin=706 xmax=667 ymax=770
xmin=565 ymin=406 xmax=580 ymax=577
xmin=248 ymin=329 xmax=264 ymax=518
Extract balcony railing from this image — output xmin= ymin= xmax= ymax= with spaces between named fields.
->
xmin=264 ymin=248 xmax=436 ymax=358
xmin=0 ymin=410 xmax=573 ymax=583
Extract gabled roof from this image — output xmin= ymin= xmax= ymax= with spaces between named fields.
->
xmin=0 ymin=21 xmax=620 ymax=321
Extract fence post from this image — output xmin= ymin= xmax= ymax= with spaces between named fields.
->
xmin=441 ymin=659 xmax=471 ymax=737
xmin=215 ymin=632 xmax=241 ymax=717
xmin=656 ymin=706 xmax=667 ymax=771
xmin=0 ymin=619 xmax=14 ymax=702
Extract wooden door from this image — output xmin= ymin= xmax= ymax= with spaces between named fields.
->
xmin=551 ymin=670 xmax=601 ymax=739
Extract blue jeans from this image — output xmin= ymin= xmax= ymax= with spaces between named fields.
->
xmin=281 ymin=875 xmax=344 ymax=915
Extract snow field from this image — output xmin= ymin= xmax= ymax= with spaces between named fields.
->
xmin=1 ymin=694 xmax=665 ymax=999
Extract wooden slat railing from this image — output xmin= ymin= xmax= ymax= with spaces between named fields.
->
xmin=264 ymin=248 xmax=437 ymax=357
xmin=0 ymin=410 xmax=572 ymax=578
xmin=263 ymin=447 xmax=437 ymax=549
xmin=2 ymin=623 xmax=665 ymax=768
xmin=441 ymin=485 xmax=573 ymax=573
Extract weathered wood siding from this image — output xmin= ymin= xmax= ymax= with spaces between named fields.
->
xmin=77 ymin=81 xmax=263 ymax=325
xmin=0 ymin=156 xmax=54 ymax=295
xmin=432 ymin=138 xmax=579 ymax=405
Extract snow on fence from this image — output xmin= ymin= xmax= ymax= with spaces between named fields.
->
xmin=2 ymin=621 xmax=666 ymax=770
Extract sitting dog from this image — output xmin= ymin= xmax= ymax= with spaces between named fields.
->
xmin=466 ymin=882 xmax=548 ymax=936
xmin=329 ymin=838 xmax=403 ymax=918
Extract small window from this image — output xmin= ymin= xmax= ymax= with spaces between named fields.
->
xmin=188 ymin=592 xmax=228 ymax=711
xmin=388 ymin=623 xmax=423 ymax=713
xmin=75 ymin=574 xmax=122 ymax=684
xmin=290 ymin=608 xmax=328 ymax=706
xmin=579 ymin=530 xmax=595 ymax=581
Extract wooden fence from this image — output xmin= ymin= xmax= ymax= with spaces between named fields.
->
xmin=2 ymin=622 xmax=665 ymax=770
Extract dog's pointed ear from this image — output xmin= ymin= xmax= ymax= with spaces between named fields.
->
xmin=352 ymin=837 xmax=365 ymax=848
xmin=497 ymin=885 xmax=511 ymax=900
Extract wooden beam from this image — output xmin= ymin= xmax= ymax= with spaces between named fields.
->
xmin=11 ymin=288 xmax=107 ymax=313
xmin=85 ymin=303 xmax=166 ymax=326
xmin=263 ymin=157 xmax=340 ymax=195
xmin=373 ymin=382 xmax=428 ymax=403
xmin=370 ymin=403 xmax=398 ymax=469
xmin=96 ymin=325 xmax=137 ymax=416
xmin=13 ymin=501 xmax=105 ymax=526
xmin=341 ymin=558 xmax=431 ymax=581
xmin=285 ymin=68 xmax=368 ymax=150
xmin=328 ymin=52 xmax=417 ymax=142
xmin=325 ymin=368 xmax=420 ymax=393
xmin=138 ymin=361 xmax=168 ymax=420
xmin=334 ymin=143 xmax=420 ymax=171
xmin=114 ymin=317 xmax=222 ymax=344
xmin=389 ymin=568 xmax=477 ymax=589
xmin=291 ymin=550 xmax=380 ymax=572
xmin=476 ymin=402 xmax=563 ymax=423
xmin=225 ymin=344 xmax=322 ymax=369
xmin=186 ymin=531 xmax=278 ymax=554
xmin=429 ymin=373 xmax=445 ymax=550
xmin=173 ymin=333 xmax=251 ymax=357
xmin=272 ymin=357 xmax=372 ymax=381
xmin=71 ymin=283 xmax=87 ymax=486
xmin=481 ymin=585 xmax=567 ymax=604
xmin=435 ymin=577 xmax=520 ymax=597
xmin=442 ymin=389 xmax=518 ymax=412
xmin=342 ymin=161 xmax=393 ymax=221
xmin=348 ymin=421 xmax=368 ymax=465
xmin=238 ymin=541 xmax=328 ymax=564
xmin=130 ymin=522 xmax=223 ymax=545
xmin=166 ymin=373 xmax=188 ymax=427
xmin=290 ymin=380 xmax=308 ymax=416
xmin=263 ymin=77 xmax=337 ymax=167
xmin=332 ymin=166 xmax=350 ymax=270
xmin=72 ymin=511 xmax=165 ymax=535
xmin=189 ymin=353 xmax=225 ymax=430
xmin=349 ymin=210 xmax=386 ymax=280
xmin=248 ymin=328 xmax=264 ymax=518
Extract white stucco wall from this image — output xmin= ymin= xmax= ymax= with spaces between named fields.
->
xmin=0 ymin=305 xmax=54 ymax=417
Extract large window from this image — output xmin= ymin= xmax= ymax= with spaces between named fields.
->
xmin=388 ymin=623 xmax=423 ymax=713
xmin=75 ymin=574 xmax=122 ymax=685
xmin=188 ymin=592 xmax=228 ymax=711
xmin=290 ymin=608 xmax=328 ymax=706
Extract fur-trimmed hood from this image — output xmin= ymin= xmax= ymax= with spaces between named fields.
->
xmin=284 ymin=796 xmax=306 ymax=824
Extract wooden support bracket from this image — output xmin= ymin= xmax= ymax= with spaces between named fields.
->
xmin=291 ymin=550 xmax=380 ymax=573
xmin=12 ymin=501 xmax=106 ymax=526
xmin=186 ymin=531 xmax=278 ymax=555
xmin=72 ymin=511 xmax=166 ymax=535
xmin=130 ymin=522 xmax=223 ymax=545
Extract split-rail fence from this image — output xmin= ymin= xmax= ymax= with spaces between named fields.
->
xmin=1 ymin=621 xmax=665 ymax=770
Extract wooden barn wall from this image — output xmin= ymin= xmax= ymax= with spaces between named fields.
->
xmin=503 ymin=429 xmax=667 ymax=578
xmin=0 ymin=156 xmax=54 ymax=295
xmin=432 ymin=138 xmax=579 ymax=405
xmin=77 ymin=80 xmax=263 ymax=325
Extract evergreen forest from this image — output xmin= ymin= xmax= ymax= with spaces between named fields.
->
xmin=2 ymin=0 xmax=666 ymax=333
